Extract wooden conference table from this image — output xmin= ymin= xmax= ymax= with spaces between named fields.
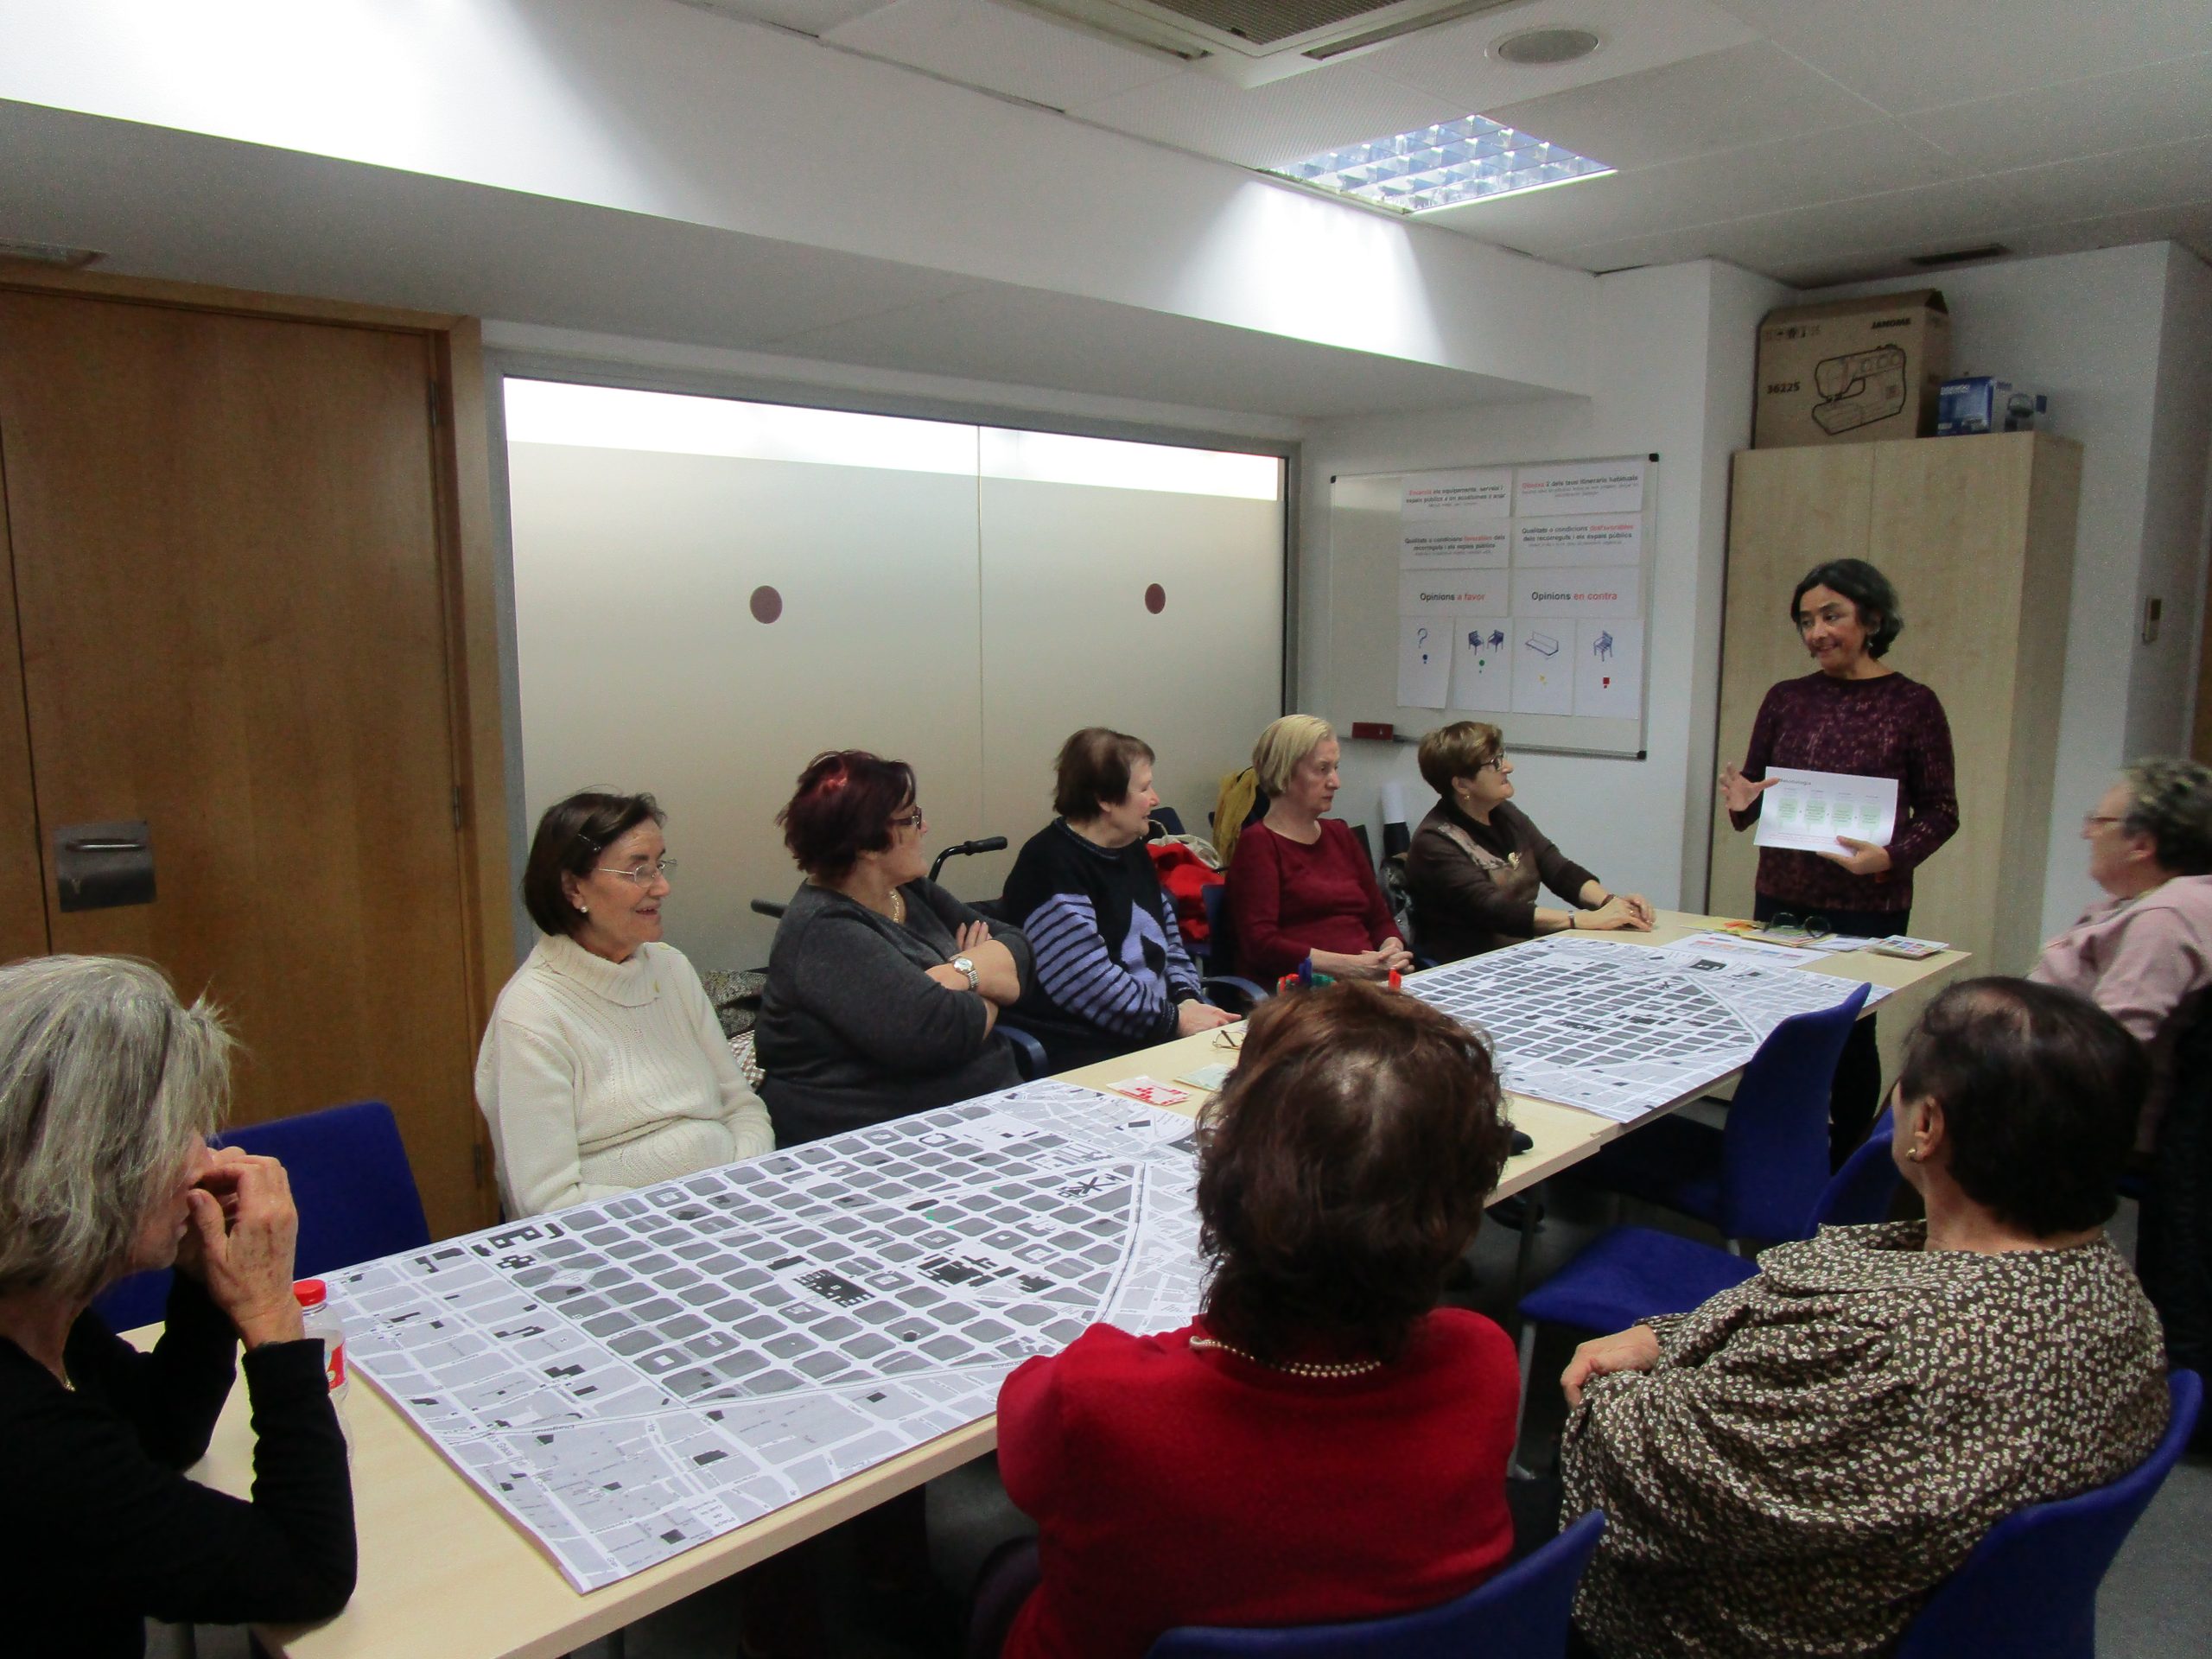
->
xmin=167 ymin=911 xmax=1965 ymax=1659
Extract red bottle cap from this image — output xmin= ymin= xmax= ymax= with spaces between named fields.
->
xmin=293 ymin=1279 xmax=328 ymax=1309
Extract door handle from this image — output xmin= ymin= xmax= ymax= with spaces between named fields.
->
xmin=54 ymin=821 xmax=156 ymax=912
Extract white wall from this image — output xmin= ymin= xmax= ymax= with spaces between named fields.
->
xmin=1297 ymin=258 xmax=1789 ymax=913
xmin=1812 ymin=243 xmax=2212 ymax=936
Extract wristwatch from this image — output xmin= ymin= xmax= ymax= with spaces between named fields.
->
xmin=950 ymin=955 xmax=979 ymax=992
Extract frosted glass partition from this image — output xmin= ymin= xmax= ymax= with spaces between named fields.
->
xmin=505 ymin=380 xmax=1284 ymax=971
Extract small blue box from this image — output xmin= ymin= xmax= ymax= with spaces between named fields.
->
xmin=1938 ymin=377 xmax=2046 ymax=435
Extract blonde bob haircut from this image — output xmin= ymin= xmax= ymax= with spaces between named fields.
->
xmin=1251 ymin=715 xmax=1337 ymax=797
xmin=1416 ymin=721 xmax=1503 ymax=797
xmin=0 ymin=956 xmax=232 ymax=1300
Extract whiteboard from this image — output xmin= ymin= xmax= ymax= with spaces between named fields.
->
xmin=1326 ymin=457 xmax=1655 ymax=759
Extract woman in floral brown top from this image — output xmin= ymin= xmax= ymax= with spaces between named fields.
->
xmin=1558 ymin=977 xmax=2170 ymax=1659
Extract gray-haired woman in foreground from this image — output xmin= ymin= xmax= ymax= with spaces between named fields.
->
xmin=0 ymin=957 xmax=355 ymax=1657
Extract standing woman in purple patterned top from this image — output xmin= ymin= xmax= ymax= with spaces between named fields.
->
xmin=1718 ymin=559 xmax=1959 ymax=1165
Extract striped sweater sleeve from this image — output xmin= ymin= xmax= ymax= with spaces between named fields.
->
xmin=1157 ymin=889 xmax=1203 ymax=1001
xmin=1027 ymin=892 xmax=1175 ymax=1039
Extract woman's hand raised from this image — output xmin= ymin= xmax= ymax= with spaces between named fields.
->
xmin=1719 ymin=764 xmax=1777 ymax=817
xmin=183 ymin=1152 xmax=306 ymax=1351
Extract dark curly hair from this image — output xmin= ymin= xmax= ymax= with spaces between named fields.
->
xmin=1789 ymin=559 xmax=1904 ymax=658
xmin=776 ymin=751 xmax=916 ymax=881
xmin=1897 ymin=977 xmax=2146 ymax=1236
xmin=1195 ymin=981 xmax=1515 ymax=1363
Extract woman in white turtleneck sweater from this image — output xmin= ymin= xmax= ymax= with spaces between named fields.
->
xmin=475 ymin=791 xmax=773 ymax=1216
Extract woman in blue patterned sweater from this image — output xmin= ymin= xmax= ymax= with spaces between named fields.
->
xmin=1004 ymin=729 xmax=1237 ymax=1072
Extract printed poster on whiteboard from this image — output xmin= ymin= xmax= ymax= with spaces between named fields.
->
xmin=1400 ymin=569 xmax=1510 ymax=615
xmin=1400 ymin=468 xmax=1512 ymax=569
xmin=1516 ymin=567 xmax=1640 ymax=619
xmin=1514 ymin=516 xmax=1642 ymax=568
xmin=1515 ymin=460 xmax=1645 ymax=516
xmin=1575 ymin=620 xmax=1641 ymax=718
xmin=1397 ymin=615 xmax=1452 ymax=709
xmin=1451 ymin=619 xmax=1513 ymax=713
xmin=1511 ymin=620 xmax=1574 ymax=715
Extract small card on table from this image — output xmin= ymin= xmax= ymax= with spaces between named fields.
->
xmin=1109 ymin=1076 xmax=1192 ymax=1108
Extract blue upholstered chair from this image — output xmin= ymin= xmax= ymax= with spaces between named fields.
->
xmin=1565 ymin=982 xmax=1872 ymax=1243
xmin=1513 ymin=1116 xmax=1901 ymax=1435
xmin=1890 ymin=1369 xmax=2202 ymax=1659
xmin=1143 ymin=1511 xmax=1606 ymax=1659
xmin=92 ymin=1098 xmax=432 ymax=1332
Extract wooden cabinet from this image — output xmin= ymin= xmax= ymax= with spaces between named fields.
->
xmin=1708 ymin=433 xmax=2081 ymax=976
xmin=0 ymin=270 xmax=508 ymax=1239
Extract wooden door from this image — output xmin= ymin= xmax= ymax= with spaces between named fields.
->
xmin=0 ymin=289 xmax=489 ymax=1237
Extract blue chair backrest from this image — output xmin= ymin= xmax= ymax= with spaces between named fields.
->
xmin=93 ymin=1099 xmax=432 ymax=1332
xmin=1146 ymin=1510 xmax=1605 ymax=1659
xmin=1891 ymin=1369 xmax=2201 ymax=1659
xmin=1152 ymin=805 xmax=1187 ymax=838
xmin=1719 ymin=982 xmax=1871 ymax=1240
xmin=1810 ymin=1109 xmax=1901 ymax=1229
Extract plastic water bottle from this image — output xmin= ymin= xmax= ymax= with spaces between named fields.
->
xmin=293 ymin=1277 xmax=350 ymax=1412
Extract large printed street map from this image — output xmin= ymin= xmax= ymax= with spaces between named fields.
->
xmin=1408 ymin=936 xmax=1885 ymax=1122
xmin=328 ymin=1080 xmax=1205 ymax=1590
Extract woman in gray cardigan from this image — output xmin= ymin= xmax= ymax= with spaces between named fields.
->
xmin=755 ymin=750 xmax=1033 ymax=1146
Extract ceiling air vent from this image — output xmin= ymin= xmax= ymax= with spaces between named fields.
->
xmin=1910 ymin=244 xmax=2010 ymax=269
xmin=1012 ymin=0 xmax=1527 ymax=86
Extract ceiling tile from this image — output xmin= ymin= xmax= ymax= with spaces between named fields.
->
xmin=1484 ymin=41 xmax=1884 ymax=168
xmin=1357 ymin=0 xmax=1756 ymax=111
xmin=1430 ymin=117 xmax=1969 ymax=255
xmin=823 ymin=0 xmax=1184 ymax=111
xmin=1707 ymin=0 xmax=2212 ymax=115
xmin=1903 ymin=51 xmax=2212 ymax=173
xmin=1966 ymin=134 xmax=2212 ymax=226
xmin=1069 ymin=64 xmax=1469 ymax=169
xmin=677 ymin=0 xmax=894 ymax=36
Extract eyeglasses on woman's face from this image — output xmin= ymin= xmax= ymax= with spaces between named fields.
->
xmin=888 ymin=805 xmax=926 ymax=833
xmin=597 ymin=858 xmax=677 ymax=887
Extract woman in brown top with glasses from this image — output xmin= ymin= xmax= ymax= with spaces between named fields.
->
xmin=1404 ymin=721 xmax=1652 ymax=963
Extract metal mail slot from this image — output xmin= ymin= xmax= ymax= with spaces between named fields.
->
xmin=54 ymin=820 xmax=156 ymax=912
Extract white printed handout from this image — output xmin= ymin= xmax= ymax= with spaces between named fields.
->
xmin=1402 ymin=524 xmax=1510 ymax=569
xmin=1516 ymin=567 xmax=1640 ymax=620
xmin=1451 ymin=619 xmax=1513 ymax=713
xmin=1400 ymin=569 xmax=1507 ymax=615
xmin=1514 ymin=459 xmax=1645 ymax=517
xmin=1753 ymin=767 xmax=1899 ymax=852
xmin=1514 ymin=516 xmax=1643 ymax=568
xmin=1574 ymin=620 xmax=1641 ymax=718
xmin=1511 ymin=620 xmax=1574 ymax=715
xmin=1400 ymin=469 xmax=1513 ymax=569
xmin=1402 ymin=468 xmax=1512 ymax=520
xmin=1398 ymin=615 xmax=1452 ymax=708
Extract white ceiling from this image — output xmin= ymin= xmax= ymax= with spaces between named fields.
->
xmin=692 ymin=0 xmax=2212 ymax=283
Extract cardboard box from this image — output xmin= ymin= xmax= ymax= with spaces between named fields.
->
xmin=1937 ymin=377 xmax=2046 ymax=435
xmin=1754 ymin=290 xmax=1949 ymax=448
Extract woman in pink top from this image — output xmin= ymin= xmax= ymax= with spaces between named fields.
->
xmin=2030 ymin=758 xmax=2212 ymax=1128
xmin=1226 ymin=715 xmax=1414 ymax=984
xmin=2031 ymin=757 xmax=2212 ymax=1402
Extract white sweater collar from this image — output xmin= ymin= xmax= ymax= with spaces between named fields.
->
xmin=533 ymin=931 xmax=660 ymax=1007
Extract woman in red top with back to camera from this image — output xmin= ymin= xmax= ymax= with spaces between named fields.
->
xmin=990 ymin=980 xmax=1522 ymax=1659
xmin=1226 ymin=715 xmax=1414 ymax=984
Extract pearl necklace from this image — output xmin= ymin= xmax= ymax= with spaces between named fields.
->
xmin=1190 ymin=1336 xmax=1384 ymax=1378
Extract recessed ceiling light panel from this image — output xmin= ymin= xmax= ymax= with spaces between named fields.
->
xmin=1268 ymin=116 xmax=1613 ymax=213
xmin=1492 ymin=25 xmax=1601 ymax=66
